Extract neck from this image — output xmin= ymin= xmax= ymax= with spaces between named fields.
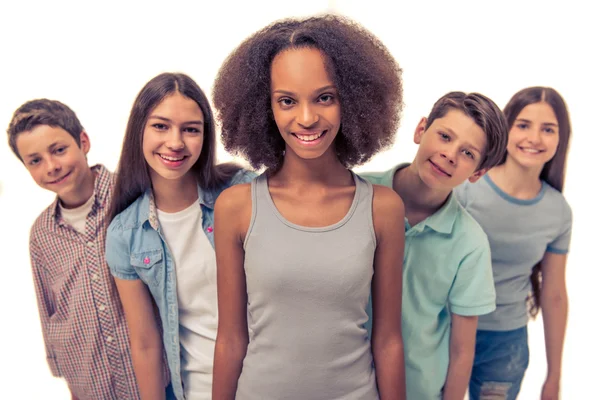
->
xmin=60 ymin=167 xmax=96 ymax=209
xmin=152 ymin=173 xmax=199 ymax=213
xmin=394 ymin=163 xmax=450 ymax=220
xmin=488 ymin=158 xmax=543 ymax=198
xmin=273 ymin=146 xmax=352 ymax=186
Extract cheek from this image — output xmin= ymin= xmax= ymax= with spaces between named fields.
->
xmin=271 ymin=109 xmax=287 ymax=133
xmin=29 ymin=169 xmax=45 ymax=185
xmin=142 ymin=132 xmax=155 ymax=157
xmin=507 ymin=127 xmax=523 ymax=146
xmin=545 ymin=136 xmax=560 ymax=157
xmin=186 ymin=136 xmax=205 ymax=159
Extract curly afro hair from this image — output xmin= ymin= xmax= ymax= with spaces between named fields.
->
xmin=213 ymin=14 xmax=403 ymax=171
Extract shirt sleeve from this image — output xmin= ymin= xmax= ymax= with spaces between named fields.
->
xmin=105 ymin=217 xmax=140 ymax=280
xmin=448 ymin=240 xmax=497 ymax=316
xmin=547 ymin=201 xmax=572 ymax=254
xmin=231 ymin=168 xmax=257 ymax=185
xmin=29 ymin=235 xmax=61 ymax=377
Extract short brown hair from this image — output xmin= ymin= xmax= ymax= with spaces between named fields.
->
xmin=425 ymin=92 xmax=508 ymax=171
xmin=7 ymin=99 xmax=84 ymax=161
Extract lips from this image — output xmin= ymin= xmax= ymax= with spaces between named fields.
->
xmin=429 ymin=160 xmax=451 ymax=177
xmin=292 ymin=130 xmax=327 ymax=142
xmin=159 ymin=153 xmax=186 ymax=162
xmin=47 ymin=170 xmax=72 ymax=185
xmin=518 ymin=146 xmax=543 ymax=154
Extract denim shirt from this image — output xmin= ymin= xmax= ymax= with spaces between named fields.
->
xmin=105 ymin=169 xmax=255 ymax=400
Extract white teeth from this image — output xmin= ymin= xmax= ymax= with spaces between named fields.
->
xmin=520 ymin=147 xmax=542 ymax=153
xmin=296 ymin=132 xmax=324 ymax=142
xmin=160 ymin=154 xmax=185 ymax=161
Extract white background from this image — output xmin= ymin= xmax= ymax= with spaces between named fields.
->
xmin=0 ymin=0 xmax=597 ymax=398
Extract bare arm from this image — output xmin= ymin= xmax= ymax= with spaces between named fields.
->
xmin=442 ymin=314 xmax=478 ymax=400
xmin=114 ymin=278 xmax=165 ymax=400
xmin=540 ymin=252 xmax=568 ymax=399
xmin=212 ymin=184 xmax=252 ymax=400
xmin=29 ymin=237 xmax=61 ymax=377
xmin=371 ymin=185 xmax=406 ymax=400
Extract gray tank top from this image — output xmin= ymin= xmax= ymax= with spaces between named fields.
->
xmin=236 ymin=172 xmax=379 ymax=400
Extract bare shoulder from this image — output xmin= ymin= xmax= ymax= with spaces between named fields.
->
xmin=215 ymin=182 xmax=252 ymax=214
xmin=371 ymin=184 xmax=405 ymax=241
xmin=215 ymin=183 xmax=253 ymax=239
xmin=372 ymin=184 xmax=404 ymax=218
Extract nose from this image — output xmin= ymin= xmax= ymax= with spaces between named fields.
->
xmin=440 ymin=144 xmax=458 ymax=165
xmin=166 ymin=129 xmax=185 ymax=150
xmin=46 ymin=156 xmax=61 ymax=176
xmin=527 ymin=128 xmax=542 ymax=144
xmin=297 ymin=103 xmax=319 ymax=128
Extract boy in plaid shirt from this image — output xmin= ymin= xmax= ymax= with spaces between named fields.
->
xmin=7 ymin=99 xmax=143 ymax=399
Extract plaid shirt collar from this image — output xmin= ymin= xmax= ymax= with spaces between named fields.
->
xmin=49 ymin=164 xmax=112 ymax=223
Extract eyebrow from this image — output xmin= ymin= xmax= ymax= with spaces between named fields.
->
xmin=148 ymin=115 xmax=204 ymax=124
xmin=516 ymin=118 xmax=558 ymax=127
xmin=272 ymin=84 xmax=337 ymax=96
xmin=25 ymin=141 xmax=62 ymax=158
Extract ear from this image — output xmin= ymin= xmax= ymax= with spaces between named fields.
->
xmin=79 ymin=131 xmax=91 ymax=155
xmin=414 ymin=117 xmax=428 ymax=145
xmin=468 ymin=168 xmax=488 ymax=183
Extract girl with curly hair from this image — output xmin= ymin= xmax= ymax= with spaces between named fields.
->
xmin=455 ymin=87 xmax=573 ymax=400
xmin=211 ymin=14 xmax=406 ymax=400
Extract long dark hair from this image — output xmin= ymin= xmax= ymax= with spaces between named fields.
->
xmin=110 ymin=72 xmax=240 ymax=222
xmin=503 ymin=86 xmax=572 ymax=317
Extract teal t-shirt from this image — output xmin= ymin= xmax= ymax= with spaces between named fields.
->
xmin=454 ymin=174 xmax=572 ymax=331
xmin=360 ymin=164 xmax=496 ymax=400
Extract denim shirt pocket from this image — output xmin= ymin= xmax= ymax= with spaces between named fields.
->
xmin=130 ymin=249 xmax=164 ymax=288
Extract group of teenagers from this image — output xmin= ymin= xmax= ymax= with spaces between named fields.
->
xmin=8 ymin=13 xmax=572 ymax=400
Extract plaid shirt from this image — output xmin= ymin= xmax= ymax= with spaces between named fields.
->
xmin=29 ymin=164 xmax=140 ymax=400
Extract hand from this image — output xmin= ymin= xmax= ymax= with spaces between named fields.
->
xmin=541 ymin=377 xmax=560 ymax=400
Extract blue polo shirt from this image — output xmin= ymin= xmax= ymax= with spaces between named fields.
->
xmin=360 ymin=164 xmax=496 ymax=400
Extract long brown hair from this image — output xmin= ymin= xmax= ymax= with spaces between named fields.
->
xmin=503 ymin=86 xmax=572 ymax=317
xmin=110 ymin=72 xmax=240 ymax=222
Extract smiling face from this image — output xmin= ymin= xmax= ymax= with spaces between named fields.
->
xmin=413 ymin=109 xmax=488 ymax=191
xmin=505 ymin=101 xmax=559 ymax=172
xmin=142 ymin=93 xmax=204 ymax=187
xmin=270 ymin=47 xmax=342 ymax=161
xmin=16 ymin=125 xmax=93 ymax=206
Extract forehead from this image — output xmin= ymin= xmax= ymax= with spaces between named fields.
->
xmin=432 ymin=109 xmax=487 ymax=151
xmin=150 ymin=93 xmax=204 ymax=121
xmin=270 ymin=47 xmax=333 ymax=92
xmin=15 ymin=125 xmax=77 ymax=155
xmin=515 ymin=102 xmax=558 ymax=124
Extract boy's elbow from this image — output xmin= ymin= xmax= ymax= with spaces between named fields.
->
xmin=449 ymin=340 xmax=475 ymax=360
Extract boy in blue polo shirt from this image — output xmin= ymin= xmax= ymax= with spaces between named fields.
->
xmin=362 ymin=91 xmax=508 ymax=400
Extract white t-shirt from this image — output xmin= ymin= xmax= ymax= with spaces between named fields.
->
xmin=157 ymin=201 xmax=218 ymax=399
xmin=59 ymin=194 xmax=95 ymax=235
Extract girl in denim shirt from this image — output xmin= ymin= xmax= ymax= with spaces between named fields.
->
xmin=105 ymin=72 xmax=254 ymax=400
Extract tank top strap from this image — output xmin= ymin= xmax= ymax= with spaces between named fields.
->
xmin=351 ymin=172 xmax=376 ymax=247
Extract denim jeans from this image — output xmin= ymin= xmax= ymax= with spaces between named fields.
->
xmin=469 ymin=326 xmax=529 ymax=400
